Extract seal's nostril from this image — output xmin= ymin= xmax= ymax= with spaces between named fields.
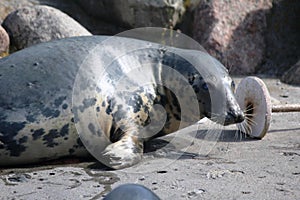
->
xmin=228 ymin=109 xmax=245 ymax=123
xmin=236 ymin=112 xmax=245 ymax=123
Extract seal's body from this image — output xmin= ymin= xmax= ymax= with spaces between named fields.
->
xmin=0 ymin=36 xmax=244 ymax=169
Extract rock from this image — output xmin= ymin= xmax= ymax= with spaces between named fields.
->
xmin=37 ymin=0 xmax=126 ymax=35
xmin=193 ymin=0 xmax=272 ymax=74
xmin=2 ymin=5 xmax=92 ymax=51
xmin=0 ymin=0 xmax=126 ymax=35
xmin=76 ymin=0 xmax=185 ymax=29
xmin=281 ymin=60 xmax=300 ymax=85
xmin=0 ymin=25 xmax=9 ymax=57
xmin=0 ymin=0 xmax=35 ymax=23
xmin=1 ymin=0 xmax=185 ymax=36
xmin=175 ymin=0 xmax=200 ymax=37
xmin=261 ymin=0 xmax=300 ymax=75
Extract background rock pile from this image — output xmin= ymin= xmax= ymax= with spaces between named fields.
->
xmin=0 ymin=0 xmax=299 ymax=84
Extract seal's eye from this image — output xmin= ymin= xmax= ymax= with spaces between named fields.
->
xmin=202 ymin=83 xmax=208 ymax=91
xmin=231 ymin=81 xmax=235 ymax=89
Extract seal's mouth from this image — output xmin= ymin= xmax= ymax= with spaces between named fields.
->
xmin=224 ymin=113 xmax=244 ymax=125
xmin=204 ymin=110 xmax=245 ymax=126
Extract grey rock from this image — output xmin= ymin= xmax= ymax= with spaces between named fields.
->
xmin=0 ymin=0 xmax=36 ymax=23
xmin=35 ymin=0 xmax=126 ymax=35
xmin=2 ymin=5 xmax=91 ymax=51
xmin=76 ymin=0 xmax=185 ymax=28
xmin=0 ymin=0 xmax=185 ymax=36
xmin=281 ymin=60 xmax=300 ymax=85
xmin=0 ymin=0 xmax=127 ymax=35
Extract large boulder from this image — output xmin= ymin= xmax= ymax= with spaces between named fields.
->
xmin=261 ymin=0 xmax=300 ymax=75
xmin=0 ymin=0 xmax=130 ymax=35
xmin=193 ymin=0 xmax=272 ymax=74
xmin=76 ymin=0 xmax=185 ymax=29
xmin=2 ymin=5 xmax=91 ymax=51
xmin=0 ymin=25 xmax=9 ymax=57
xmin=0 ymin=0 xmax=34 ymax=23
xmin=281 ymin=60 xmax=300 ymax=85
xmin=1 ymin=0 xmax=186 ymax=36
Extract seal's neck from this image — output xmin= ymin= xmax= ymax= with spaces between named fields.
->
xmin=152 ymin=85 xmax=202 ymax=137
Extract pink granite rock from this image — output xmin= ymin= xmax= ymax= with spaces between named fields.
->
xmin=0 ymin=25 xmax=9 ymax=56
xmin=193 ymin=0 xmax=272 ymax=74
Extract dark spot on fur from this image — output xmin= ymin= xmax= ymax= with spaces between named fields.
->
xmin=0 ymin=121 xmax=27 ymax=156
xmin=32 ymin=129 xmax=45 ymax=140
xmin=113 ymin=105 xmax=127 ymax=122
xmin=83 ymin=98 xmax=97 ymax=108
xmin=97 ymin=130 xmax=102 ymax=137
xmin=96 ymin=87 xmax=101 ymax=93
xmin=62 ymin=104 xmax=68 ymax=110
xmin=73 ymin=98 xmax=97 ymax=119
xmin=26 ymin=114 xmax=36 ymax=123
xmin=42 ymin=107 xmax=60 ymax=119
xmin=60 ymin=124 xmax=69 ymax=136
xmin=43 ymin=129 xmax=59 ymax=147
xmin=42 ymin=124 xmax=69 ymax=147
xmin=19 ymin=136 xmax=28 ymax=143
xmin=193 ymin=85 xmax=200 ymax=93
xmin=127 ymin=94 xmax=143 ymax=113
xmin=54 ymin=96 xmax=66 ymax=107
xmin=0 ymin=112 xmax=7 ymax=121
xmin=69 ymin=148 xmax=75 ymax=154
xmin=88 ymin=123 xmax=96 ymax=135
xmin=96 ymin=106 xmax=100 ymax=112
xmin=76 ymin=138 xmax=84 ymax=147
xmin=170 ymin=91 xmax=181 ymax=114
xmin=106 ymin=98 xmax=116 ymax=115
xmin=102 ymin=101 xmax=106 ymax=107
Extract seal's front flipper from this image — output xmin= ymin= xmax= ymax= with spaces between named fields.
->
xmin=101 ymin=135 xmax=143 ymax=169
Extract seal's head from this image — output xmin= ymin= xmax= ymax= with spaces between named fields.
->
xmin=188 ymin=56 xmax=245 ymax=126
xmin=169 ymin=50 xmax=244 ymax=126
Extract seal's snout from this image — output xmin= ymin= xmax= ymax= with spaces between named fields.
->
xmin=227 ymin=108 xmax=245 ymax=124
xmin=229 ymin=109 xmax=245 ymax=123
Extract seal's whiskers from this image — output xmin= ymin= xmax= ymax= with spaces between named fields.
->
xmin=236 ymin=103 xmax=257 ymax=137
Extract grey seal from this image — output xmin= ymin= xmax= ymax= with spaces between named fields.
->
xmin=0 ymin=36 xmax=244 ymax=169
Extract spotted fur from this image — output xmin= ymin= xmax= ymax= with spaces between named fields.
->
xmin=0 ymin=36 xmax=244 ymax=169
